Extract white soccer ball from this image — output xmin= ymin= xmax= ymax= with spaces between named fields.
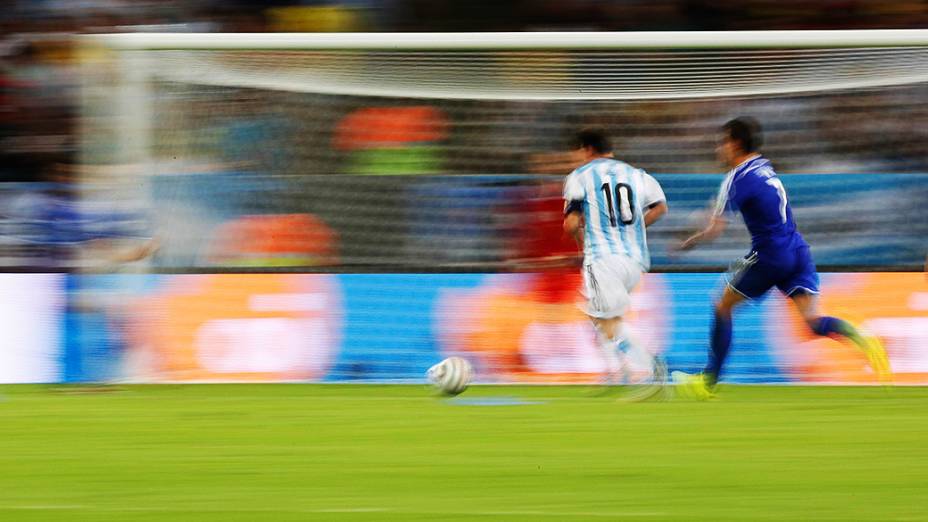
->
xmin=427 ymin=356 xmax=473 ymax=396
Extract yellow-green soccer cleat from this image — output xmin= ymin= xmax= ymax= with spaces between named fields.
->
xmin=863 ymin=335 xmax=892 ymax=383
xmin=671 ymin=371 xmax=716 ymax=401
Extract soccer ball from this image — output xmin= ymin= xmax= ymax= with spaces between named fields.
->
xmin=427 ymin=356 xmax=473 ymax=396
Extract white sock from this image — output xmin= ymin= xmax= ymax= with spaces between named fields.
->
xmin=595 ymin=331 xmax=623 ymax=378
xmin=617 ymin=323 xmax=642 ymax=354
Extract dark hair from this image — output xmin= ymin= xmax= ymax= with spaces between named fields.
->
xmin=722 ymin=117 xmax=763 ymax=153
xmin=574 ymin=127 xmax=612 ymax=154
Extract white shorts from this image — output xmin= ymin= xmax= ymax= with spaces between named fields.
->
xmin=581 ymin=254 xmax=642 ymax=319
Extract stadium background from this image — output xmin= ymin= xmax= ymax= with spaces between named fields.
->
xmin=1 ymin=0 xmax=927 ymax=386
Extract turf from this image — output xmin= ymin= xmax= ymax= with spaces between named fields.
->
xmin=0 ymin=384 xmax=926 ymax=521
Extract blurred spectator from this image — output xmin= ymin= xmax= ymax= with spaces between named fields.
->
xmin=206 ymin=213 xmax=339 ymax=267
xmin=334 ymin=106 xmax=448 ymax=175
xmin=267 ymin=4 xmax=368 ymax=32
xmin=1 ymin=38 xmax=76 ymax=182
xmin=4 ymin=0 xmax=928 ymax=185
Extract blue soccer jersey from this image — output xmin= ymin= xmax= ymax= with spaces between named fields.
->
xmin=713 ymin=155 xmax=808 ymax=257
xmin=714 ymin=155 xmax=819 ymax=298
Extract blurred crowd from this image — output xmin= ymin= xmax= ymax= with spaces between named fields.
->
xmin=2 ymin=0 xmax=928 ymax=270
xmin=6 ymin=0 xmax=928 ymax=182
xmin=134 ymin=85 xmax=928 ymax=177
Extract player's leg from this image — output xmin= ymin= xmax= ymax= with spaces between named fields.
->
xmin=781 ymin=247 xmax=890 ymax=380
xmin=592 ymin=315 xmax=640 ymax=356
xmin=709 ymin=253 xmax=779 ymax=384
xmin=583 ymin=256 xmax=640 ymax=381
xmin=789 ymin=291 xmax=890 ymax=379
xmin=674 ymin=253 xmax=770 ymax=399
xmin=705 ymin=285 xmax=746 ymax=387
xmin=613 ymin=316 xmax=669 ymax=401
xmin=591 ymin=315 xmax=627 ymax=384
xmin=592 ymin=313 xmax=668 ymax=401
xmin=601 ymin=256 xmax=669 ymax=398
xmin=672 ymin=286 xmax=745 ymax=400
xmin=582 ymin=260 xmax=629 ymax=385
xmin=602 ymin=257 xmax=657 ymax=380
xmin=583 ymin=255 xmax=664 ymax=397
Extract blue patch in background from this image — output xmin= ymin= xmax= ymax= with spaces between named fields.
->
xmin=327 ymin=274 xmax=487 ymax=381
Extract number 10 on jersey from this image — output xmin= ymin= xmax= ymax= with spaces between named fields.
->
xmin=601 ymin=182 xmax=635 ymax=226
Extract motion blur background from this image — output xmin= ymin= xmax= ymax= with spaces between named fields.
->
xmin=1 ymin=0 xmax=927 ymax=385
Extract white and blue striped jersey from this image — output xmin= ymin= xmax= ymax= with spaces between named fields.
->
xmin=563 ymin=158 xmax=666 ymax=271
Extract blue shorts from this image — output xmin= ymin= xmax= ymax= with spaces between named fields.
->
xmin=727 ymin=246 xmax=820 ymax=300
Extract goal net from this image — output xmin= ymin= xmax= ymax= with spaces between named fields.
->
xmin=78 ymin=31 xmax=928 ymax=271
xmin=67 ymin=31 xmax=928 ymax=385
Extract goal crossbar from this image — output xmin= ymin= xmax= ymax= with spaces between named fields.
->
xmin=86 ymin=30 xmax=928 ymax=51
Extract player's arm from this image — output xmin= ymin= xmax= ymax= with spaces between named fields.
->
xmin=677 ymin=215 xmax=727 ymax=251
xmin=563 ymin=205 xmax=584 ymax=245
xmin=563 ymin=172 xmax=586 ymax=249
xmin=676 ymin=177 xmax=735 ymax=251
xmin=644 ymin=201 xmax=668 ymax=226
xmin=641 ymin=172 xmax=668 ymax=227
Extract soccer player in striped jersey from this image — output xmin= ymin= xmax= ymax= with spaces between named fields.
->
xmin=673 ymin=117 xmax=890 ymax=399
xmin=563 ymin=128 xmax=668 ymax=388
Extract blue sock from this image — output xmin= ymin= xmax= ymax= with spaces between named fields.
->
xmin=811 ymin=316 xmax=839 ymax=336
xmin=704 ymin=310 xmax=732 ymax=386
xmin=811 ymin=316 xmax=866 ymax=348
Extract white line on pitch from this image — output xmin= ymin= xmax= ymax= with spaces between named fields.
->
xmin=0 ymin=505 xmax=666 ymax=517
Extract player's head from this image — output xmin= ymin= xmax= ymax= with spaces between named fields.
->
xmin=718 ymin=117 xmax=763 ymax=167
xmin=574 ymin=127 xmax=613 ymax=160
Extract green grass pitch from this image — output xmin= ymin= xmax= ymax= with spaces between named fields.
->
xmin=1 ymin=384 xmax=926 ymax=521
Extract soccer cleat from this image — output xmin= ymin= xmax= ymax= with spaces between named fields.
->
xmin=671 ymin=371 xmax=715 ymax=401
xmin=652 ymin=356 xmax=669 ymax=385
xmin=863 ymin=335 xmax=892 ymax=383
xmin=620 ymin=356 xmax=671 ymax=403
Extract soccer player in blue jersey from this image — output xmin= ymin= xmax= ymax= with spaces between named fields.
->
xmin=563 ymin=128 xmax=668 ymax=389
xmin=673 ymin=117 xmax=890 ymax=399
